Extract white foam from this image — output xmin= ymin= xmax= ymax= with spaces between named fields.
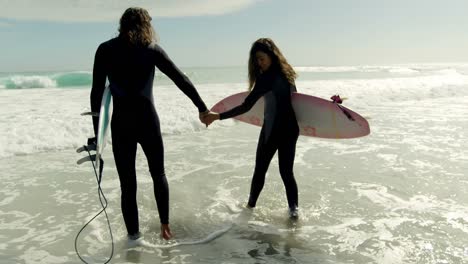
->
xmin=352 ymin=183 xmax=468 ymax=225
xmin=294 ymin=66 xmax=367 ymax=73
xmin=295 ymin=65 xmax=415 ymax=73
xmin=294 ymin=65 xmax=444 ymax=74
xmin=296 ymin=71 xmax=468 ymax=105
xmin=0 ymin=189 xmax=20 ymax=206
xmin=434 ymin=69 xmax=460 ymax=75
xmin=19 ymin=247 xmax=71 ymax=264
xmin=388 ymin=67 xmax=419 ymax=74
xmin=7 ymin=75 xmax=57 ymax=89
xmin=127 ymin=225 xmax=233 ymax=249
xmin=1 ymin=67 xmax=468 ymax=158
xmin=0 ymin=83 xmax=244 ymax=158
xmin=409 ymin=160 xmax=443 ymax=172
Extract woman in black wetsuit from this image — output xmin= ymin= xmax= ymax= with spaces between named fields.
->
xmin=204 ymin=38 xmax=300 ymax=218
xmin=90 ymin=7 xmax=209 ymax=241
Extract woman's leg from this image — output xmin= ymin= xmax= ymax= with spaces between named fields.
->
xmin=277 ymin=132 xmax=299 ymax=210
xmin=248 ymin=131 xmax=278 ymax=207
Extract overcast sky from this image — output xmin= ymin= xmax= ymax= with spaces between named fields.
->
xmin=1 ymin=0 xmax=467 ymax=72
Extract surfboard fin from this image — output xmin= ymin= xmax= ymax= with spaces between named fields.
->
xmin=76 ymin=144 xmax=97 ymax=153
xmin=77 ymin=154 xmax=96 ymax=165
xmin=81 ymin=111 xmax=99 ymax=117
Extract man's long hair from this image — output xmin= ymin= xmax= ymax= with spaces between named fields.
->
xmin=118 ymin=7 xmax=156 ymax=46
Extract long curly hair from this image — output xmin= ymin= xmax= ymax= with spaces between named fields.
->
xmin=248 ymin=38 xmax=297 ymax=90
xmin=118 ymin=7 xmax=156 ymax=46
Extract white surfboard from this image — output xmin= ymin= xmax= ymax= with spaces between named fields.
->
xmin=96 ymin=86 xmax=113 ymax=170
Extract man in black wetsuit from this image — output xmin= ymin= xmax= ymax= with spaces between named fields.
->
xmin=90 ymin=7 xmax=209 ymax=240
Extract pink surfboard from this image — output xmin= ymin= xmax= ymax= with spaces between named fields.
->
xmin=211 ymin=92 xmax=370 ymax=139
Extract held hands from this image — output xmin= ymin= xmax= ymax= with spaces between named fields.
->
xmin=204 ymin=112 xmax=220 ymax=126
xmin=199 ymin=110 xmax=220 ymax=127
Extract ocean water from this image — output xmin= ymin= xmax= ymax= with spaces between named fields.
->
xmin=1 ymin=64 xmax=468 ymax=264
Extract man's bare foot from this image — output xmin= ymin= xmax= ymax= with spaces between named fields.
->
xmin=161 ymin=224 xmax=172 ymax=240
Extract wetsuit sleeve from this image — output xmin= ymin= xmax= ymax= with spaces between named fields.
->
xmin=152 ymin=44 xmax=208 ymax=112
xmin=219 ymin=82 xmax=267 ymax=120
xmin=90 ymin=43 xmax=108 ymax=137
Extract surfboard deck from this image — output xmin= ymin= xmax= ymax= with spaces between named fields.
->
xmin=211 ymin=92 xmax=370 ymax=139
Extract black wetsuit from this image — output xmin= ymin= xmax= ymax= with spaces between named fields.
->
xmin=90 ymin=37 xmax=207 ymax=235
xmin=219 ymin=68 xmax=299 ymax=209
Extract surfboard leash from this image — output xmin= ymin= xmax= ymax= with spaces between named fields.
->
xmin=75 ymin=140 xmax=115 ymax=264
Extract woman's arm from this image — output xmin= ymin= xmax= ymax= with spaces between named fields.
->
xmin=219 ymin=81 xmax=267 ymax=120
